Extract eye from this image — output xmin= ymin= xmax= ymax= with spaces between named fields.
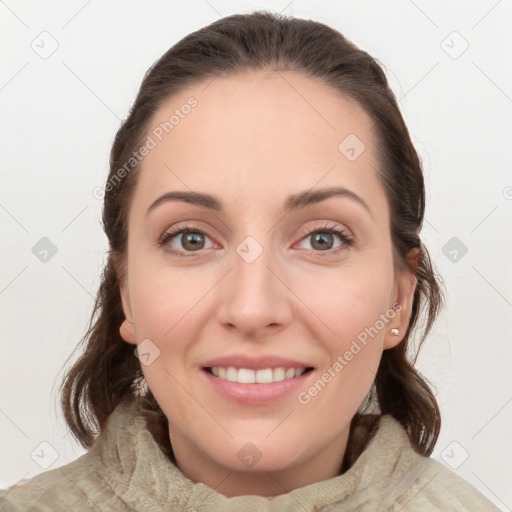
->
xmin=158 ymin=222 xmax=354 ymax=258
xmin=295 ymin=222 xmax=354 ymax=257
xmin=159 ymin=224 xmax=216 ymax=256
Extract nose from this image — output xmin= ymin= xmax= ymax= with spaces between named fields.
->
xmin=215 ymin=239 xmax=294 ymax=339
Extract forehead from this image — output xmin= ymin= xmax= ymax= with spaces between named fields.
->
xmin=134 ymin=68 xmax=387 ymax=219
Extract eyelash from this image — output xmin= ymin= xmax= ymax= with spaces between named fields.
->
xmin=158 ymin=222 xmax=354 ymax=258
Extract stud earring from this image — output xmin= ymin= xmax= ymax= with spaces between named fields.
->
xmin=390 ymin=328 xmax=400 ymax=336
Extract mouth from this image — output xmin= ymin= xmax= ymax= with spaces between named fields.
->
xmin=203 ymin=366 xmax=315 ymax=384
xmin=201 ymin=363 xmax=315 ymax=404
xmin=200 ymin=354 xmax=316 ymax=404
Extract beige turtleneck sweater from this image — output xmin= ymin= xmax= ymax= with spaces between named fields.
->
xmin=0 ymin=398 xmax=500 ymax=511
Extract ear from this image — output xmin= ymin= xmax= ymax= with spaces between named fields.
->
xmin=383 ymin=248 xmax=419 ymax=350
xmin=114 ymin=254 xmax=137 ymax=346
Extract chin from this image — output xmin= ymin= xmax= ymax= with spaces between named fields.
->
xmin=208 ymin=436 xmax=308 ymax=473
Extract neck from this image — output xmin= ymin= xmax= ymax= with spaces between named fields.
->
xmin=141 ymin=400 xmax=380 ymax=498
xmin=168 ymin=425 xmax=351 ymax=498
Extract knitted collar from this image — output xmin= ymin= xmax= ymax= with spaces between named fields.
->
xmin=90 ymin=397 xmax=423 ymax=511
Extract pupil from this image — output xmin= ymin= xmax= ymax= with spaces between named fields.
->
xmin=184 ymin=232 xmax=204 ymax=250
xmin=313 ymin=233 xmax=332 ymax=250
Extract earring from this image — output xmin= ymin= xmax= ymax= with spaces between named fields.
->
xmin=390 ymin=328 xmax=400 ymax=336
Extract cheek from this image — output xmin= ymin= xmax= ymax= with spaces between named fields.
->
xmin=296 ymin=260 xmax=394 ymax=342
xmin=127 ymin=238 xmax=395 ymax=353
xmin=293 ymin=266 xmax=393 ymax=416
xmin=128 ymin=264 xmax=212 ymax=349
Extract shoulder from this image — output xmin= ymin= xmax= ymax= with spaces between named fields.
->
xmin=391 ymin=456 xmax=500 ymax=511
xmin=379 ymin=420 xmax=500 ymax=512
xmin=0 ymin=449 xmax=132 ymax=512
xmin=355 ymin=415 xmax=501 ymax=511
xmin=0 ymin=398 xmax=145 ymax=512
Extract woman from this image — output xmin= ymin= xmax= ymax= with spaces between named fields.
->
xmin=0 ymin=10 xmax=499 ymax=511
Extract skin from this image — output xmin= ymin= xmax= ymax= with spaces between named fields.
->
xmin=118 ymin=68 xmax=417 ymax=497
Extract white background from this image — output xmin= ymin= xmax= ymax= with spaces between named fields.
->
xmin=1 ymin=0 xmax=511 ymax=509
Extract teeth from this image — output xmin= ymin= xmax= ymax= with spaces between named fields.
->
xmin=255 ymin=368 xmax=273 ymax=383
xmin=238 ymin=368 xmax=255 ymax=384
xmin=273 ymin=367 xmax=285 ymax=381
xmin=209 ymin=366 xmax=308 ymax=384
xmin=226 ymin=367 xmax=237 ymax=382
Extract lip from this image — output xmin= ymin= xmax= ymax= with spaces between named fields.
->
xmin=202 ymin=354 xmax=312 ymax=371
xmin=201 ymin=367 xmax=315 ymax=405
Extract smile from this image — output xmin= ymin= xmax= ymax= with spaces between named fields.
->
xmin=206 ymin=367 xmax=313 ymax=384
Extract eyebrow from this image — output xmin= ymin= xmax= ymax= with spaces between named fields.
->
xmin=146 ymin=186 xmax=372 ymax=218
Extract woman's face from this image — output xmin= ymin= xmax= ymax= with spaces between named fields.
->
xmin=119 ymin=69 xmax=417 ymax=494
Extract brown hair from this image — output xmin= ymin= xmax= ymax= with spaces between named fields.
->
xmin=57 ymin=10 xmax=443 ymax=459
